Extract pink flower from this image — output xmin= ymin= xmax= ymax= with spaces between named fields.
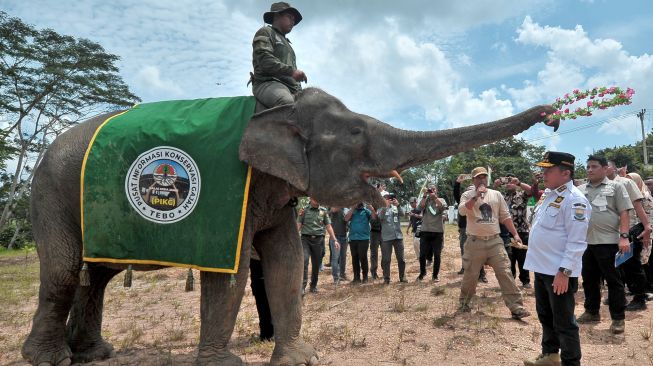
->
xmin=564 ymin=108 xmax=569 ymax=113
xmin=587 ymin=101 xmax=593 ymax=107
xmin=540 ymin=112 xmax=547 ymax=116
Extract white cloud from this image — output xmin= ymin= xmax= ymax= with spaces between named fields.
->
xmin=507 ymin=16 xmax=653 ymax=140
xmin=298 ymin=20 xmax=516 ymax=129
xmin=491 ymin=42 xmax=508 ymax=52
xmin=597 ymin=114 xmax=641 ymax=139
xmin=135 ymin=66 xmax=183 ymax=96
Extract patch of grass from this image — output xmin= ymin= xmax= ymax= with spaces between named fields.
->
xmin=433 ymin=315 xmax=454 ymax=328
xmin=413 ymin=303 xmax=428 ymax=312
xmin=641 ymin=319 xmax=653 ymax=341
xmin=392 ymin=293 xmax=406 ymax=313
xmin=244 ymin=337 xmax=275 ymax=356
xmin=0 ymin=255 xmax=40 ymax=308
xmin=430 ymin=286 xmax=446 ymax=296
xmin=119 ymin=326 xmax=144 ymax=349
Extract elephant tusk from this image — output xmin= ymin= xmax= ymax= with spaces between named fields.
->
xmin=390 ymin=170 xmax=403 ymax=184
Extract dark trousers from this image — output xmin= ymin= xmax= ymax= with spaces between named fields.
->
xmin=621 ymin=239 xmax=648 ymax=300
xmin=419 ymin=231 xmax=444 ymax=279
xmin=349 ymin=239 xmax=370 ymax=281
xmin=381 ymin=239 xmax=406 ymax=281
xmin=534 ymin=273 xmax=581 ymax=366
xmin=370 ymin=230 xmax=382 ymax=277
xmin=302 ymin=235 xmax=324 ymax=290
xmin=511 ymin=232 xmax=530 ymax=284
xmin=337 ymin=235 xmax=349 ymax=279
xmin=250 ymin=258 xmax=274 ymax=340
xmin=645 ymin=260 xmax=653 ymax=291
xmin=582 ymin=244 xmax=625 ymax=320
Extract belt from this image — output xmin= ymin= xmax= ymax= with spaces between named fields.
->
xmin=468 ymin=233 xmax=500 ymax=241
xmin=302 ymin=234 xmax=323 ymax=239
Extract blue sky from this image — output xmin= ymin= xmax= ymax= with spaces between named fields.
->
xmin=3 ymin=0 xmax=652 ymax=165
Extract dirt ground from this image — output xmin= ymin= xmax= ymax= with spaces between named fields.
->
xmin=2 ymin=224 xmax=653 ymax=365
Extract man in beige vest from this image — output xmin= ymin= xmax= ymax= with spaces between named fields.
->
xmin=458 ymin=167 xmax=530 ymax=319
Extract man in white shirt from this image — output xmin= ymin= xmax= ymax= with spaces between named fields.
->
xmin=524 ymin=152 xmax=591 ymax=366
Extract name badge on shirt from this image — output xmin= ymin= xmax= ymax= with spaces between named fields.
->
xmin=592 ymin=195 xmax=607 ymax=211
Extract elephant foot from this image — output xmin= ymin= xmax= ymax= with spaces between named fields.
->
xmin=270 ymin=340 xmax=319 ymax=366
xmin=22 ymin=336 xmax=72 ymax=366
xmin=194 ymin=348 xmax=243 ymax=366
xmin=70 ymin=339 xmax=116 ymax=363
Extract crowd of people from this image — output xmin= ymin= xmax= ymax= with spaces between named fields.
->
xmin=248 ymin=3 xmax=653 ymax=365
xmin=252 ymin=149 xmax=653 ymax=366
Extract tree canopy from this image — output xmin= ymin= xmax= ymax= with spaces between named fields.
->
xmin=0 ymin=11 xmax=140 ymax=247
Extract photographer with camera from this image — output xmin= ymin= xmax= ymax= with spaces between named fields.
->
xmin=378 ymin=192 xmax=407 ymax=284
xmin=494 ymin=173 xmax=534 ymax=289
xmin=417 ymin=184 xmax=447 ymax=282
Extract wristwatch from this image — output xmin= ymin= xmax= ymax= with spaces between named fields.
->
xmin=558 ymin=267 xmax=572 ymax=277
xmin=620 ymin=232 xmax=629 ymax=239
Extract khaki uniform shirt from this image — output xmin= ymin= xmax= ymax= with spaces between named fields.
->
xmin=297 ymin=206 xmax=331 ymax=236
xmin=459 ymin=188 xmax=511 ymax=236
xmin=251 ymin=26 xmax=301 ymax=92
xmin=579 ymin=177 xmax=633 ymax=244
xmin=613 ymin=176 xmax=644 ymax=227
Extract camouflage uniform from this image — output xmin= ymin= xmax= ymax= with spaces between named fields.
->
xmin=251 ymin=25 xmax=300 ymax=108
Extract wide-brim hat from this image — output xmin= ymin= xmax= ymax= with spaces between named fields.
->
xmin=535 ymin=151 xmax=575 ymax=168
xmin=264 ymin=2 xmax=302 ymax=25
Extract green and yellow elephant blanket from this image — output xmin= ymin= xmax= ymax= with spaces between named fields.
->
xmin=81 ymin=96 xmax=256 ymax=273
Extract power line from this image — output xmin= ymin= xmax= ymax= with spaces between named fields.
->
xmin=523 ymin=111 xmax=637 ymax=143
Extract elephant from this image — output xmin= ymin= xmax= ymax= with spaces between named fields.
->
xmin=21 ymin=87 xmax=555 ymax=366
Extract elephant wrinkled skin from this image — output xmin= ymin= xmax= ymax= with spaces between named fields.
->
xmin=22 ymin=88 xmax=554 ymax=365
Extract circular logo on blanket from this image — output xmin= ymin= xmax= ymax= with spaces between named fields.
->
xmin=125 ymin=146 xmax=201 ymax=224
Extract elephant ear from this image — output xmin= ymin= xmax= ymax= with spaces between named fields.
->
xmin=239 ymin=104 xmax=309 ymax=192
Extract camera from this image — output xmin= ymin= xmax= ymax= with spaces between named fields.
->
xmin=500 ymin=177 xmax=510 ymax=184
xmin=427 ymin=188 xmax=434 ymax=194
xmin=386 ymin=193 xmax=396 ymax=200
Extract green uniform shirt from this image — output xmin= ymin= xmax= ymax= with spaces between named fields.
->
xmin=579 ymin=177 xmax=633 ymax=244
xmin=251 ymin=26 xmax=301 ymax=92
xmin=420 ymin=197 xmax=447 ymax=233
xmin=298 ymin=206 xmax=331 ymax=236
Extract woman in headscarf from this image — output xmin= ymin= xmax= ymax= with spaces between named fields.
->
xmin=627 ymin=172 xmax=653 ymax=291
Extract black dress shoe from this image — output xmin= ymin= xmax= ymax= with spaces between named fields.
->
xmin=626 ymin=299 xmax=647 ymax=311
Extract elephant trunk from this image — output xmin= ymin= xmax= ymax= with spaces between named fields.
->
xmin=368 ymin=105 xmax=555 ymax=174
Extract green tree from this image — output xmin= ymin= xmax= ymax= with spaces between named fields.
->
xmin=0 ymin=11 xmax=140 ymax=234
xmin=385 ymin=137 xmax=547 ymax=208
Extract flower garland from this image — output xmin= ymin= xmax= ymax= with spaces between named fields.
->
xmin=541 ymin=86 xmax=635 ymax=121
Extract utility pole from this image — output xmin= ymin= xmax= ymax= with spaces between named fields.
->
xmin=638 ymin=109 xmax=648 ymax=168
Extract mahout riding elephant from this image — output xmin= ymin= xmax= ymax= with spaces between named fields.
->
xmin=22 ymin=87 xmax=555 ymax=366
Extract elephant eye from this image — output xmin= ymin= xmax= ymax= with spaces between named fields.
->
xmin=350 ymin=127 xmax=362 ymax=135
